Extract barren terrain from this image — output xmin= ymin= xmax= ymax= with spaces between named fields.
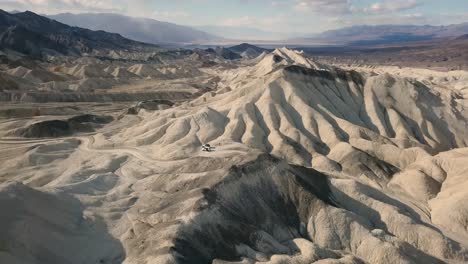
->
xmin=0 ymin=46 xmax=467 ymax=264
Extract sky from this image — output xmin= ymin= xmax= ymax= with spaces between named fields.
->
xmin=1 ymin=0 xmax=468 ymax=36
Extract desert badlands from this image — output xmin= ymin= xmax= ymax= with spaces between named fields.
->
xmin=1 ymin=46 xmax=468 ymax=264
xmin=1 ymin=8 xmax=468 ymax=264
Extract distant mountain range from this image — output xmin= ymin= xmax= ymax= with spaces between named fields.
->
xmin=197 ymin=23 xmax=468 ymax=45
xmin=298 ymin=29 xmax=468 ymax=71
xmin=4 ymin=9 xmax=468 ymax=54
xmin=299 ymin=24 xmax=468 ymax=46
xmin=48 ymin=13 xmax=221 ymax=45
xmin=0 ymin=10 xmax=156 ymax=57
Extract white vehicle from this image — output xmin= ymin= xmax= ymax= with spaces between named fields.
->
xmin=201 ymin=143 xmax=215 ymax=152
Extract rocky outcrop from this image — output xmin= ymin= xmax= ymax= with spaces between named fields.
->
xmin=17 ymin=114 xmax=113 ymax=138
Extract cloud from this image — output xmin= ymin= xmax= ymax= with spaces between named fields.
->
xmin=152 ymin=10 xmax=190 ymax=21
xmin=294 ymin=0 xmax=353 ymax=14
xmin=0 ymin=0 xmax=194 ymax=23
xmin=363 ymin=0 xmax=420 ymax=14
xmin=0 ymin=0 xmax=122 ymax=13
xmin=293 ymin=0 xmax=421 ymax=15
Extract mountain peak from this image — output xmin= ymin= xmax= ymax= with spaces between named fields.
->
xmin=227 ymin=43 xmax=269 ymax=58
xmin=272 ymin=47 xmax=327 ymax=70
xmin=251 ymin=47 xmax=327 ymax=76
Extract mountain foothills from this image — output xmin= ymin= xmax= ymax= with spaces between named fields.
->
xmin=0 ymin=9 xmax=468 ymax=264
xmin=0 ymin=10 xmax=159 ymax=57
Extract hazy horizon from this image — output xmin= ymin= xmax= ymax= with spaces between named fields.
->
xmin=2 ymin=0 xmax=468 ymax=40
